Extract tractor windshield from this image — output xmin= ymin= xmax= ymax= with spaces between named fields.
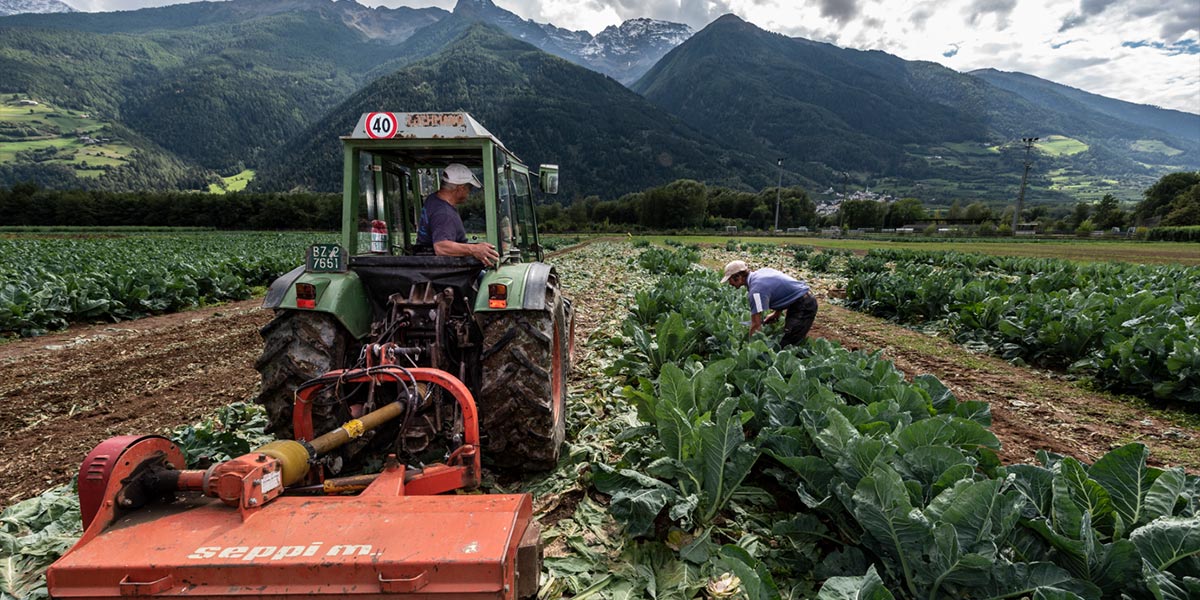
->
xmin=354 ymin=149 xmax=486 ymax=256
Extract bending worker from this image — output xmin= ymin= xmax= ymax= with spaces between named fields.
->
xmin=722 ymin=260 xmax=818 ymax=346
xmin=416 ymin=163 xmax=500 ymax=266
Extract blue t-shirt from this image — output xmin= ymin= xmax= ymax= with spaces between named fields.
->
xmin=746 ymin=268 xmax=810 ymax=314
xmin=416 ymin=193 xmax=467 ymax=246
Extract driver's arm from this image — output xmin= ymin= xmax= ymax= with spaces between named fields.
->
xmin=434 ymin=240 xmax=499 ymax=266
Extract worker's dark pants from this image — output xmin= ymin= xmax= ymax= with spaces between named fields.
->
xmin=780 ymin=293 xmax=818 ymax=347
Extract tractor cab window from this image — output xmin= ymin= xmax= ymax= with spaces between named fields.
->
xmin=356 ymin=152 xmax=388 ymax=255
xmin=458 ymin=168 xmax=487 ymax=239
xmin=416 ymin=167 xmax=438 ymax=197
xmin=496 ymin=176 xmax=516 ymax=260
xmin=511 ymin=171 xmax=538 ymax=261
xmin=493 ymin=150 xmax=516 ymax=260
xmin=383 ymin=168 xmax=411 ymax=254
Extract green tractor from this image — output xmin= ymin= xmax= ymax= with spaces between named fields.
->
xmin=256 ymin=112 xmax=572 ymax=471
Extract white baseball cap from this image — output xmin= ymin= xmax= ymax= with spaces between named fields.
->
xmin=721 ymin=260 xmax=749 ymax=283
xmin=441 ymin=163 xmax=482 ymax=189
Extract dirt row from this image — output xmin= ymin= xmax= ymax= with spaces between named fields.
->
xmin=0 ymin=301 xmax=271 ymax=504
xmin=810 ymin=301 xmax=1199 ymax=471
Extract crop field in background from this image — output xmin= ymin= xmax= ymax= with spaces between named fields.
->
xmin=638 ymin=235 xmax=1200 ymax=265
xmin=0 ymin=231 xmax=335 ymax=336
xmin=2 ymin=237 xmax=1199 ymax=599
xmin=0 ymin=231 xmax=583 ymax=338
xmin=842 ymin=249 xmax=1200 ymax=402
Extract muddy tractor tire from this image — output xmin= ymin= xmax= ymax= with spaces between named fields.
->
xmin=478 ymin=282 xmax=570 ymax=471
xmin=254 ymin=310 xmax=351 ymax=438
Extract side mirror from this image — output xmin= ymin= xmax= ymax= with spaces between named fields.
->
xmin=538 ymin=165 xmax=559 ymax=195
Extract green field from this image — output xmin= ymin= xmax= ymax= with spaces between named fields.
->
xmin=0 ymin=96 xmax=134 ymax=171
xmin=208 ymin=169 xmax=256 ymax=194
xmin=0 ymin=231 xmax=334 ymax=336
xmin=1035 ymin=134 xmax=1089 ymax=156
xmin=634 ymin=234 xmax=1200 ymax=265
xmin=1046 ymin=166 xmax=1151 ymax=203
xmin=1131 ymin=139 xmax=1184 ymax=156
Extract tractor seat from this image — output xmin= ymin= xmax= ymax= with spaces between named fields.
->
xmin=350 ymin=255 xmax=483 ymax=312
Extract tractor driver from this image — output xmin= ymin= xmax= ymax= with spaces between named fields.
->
xmin=416 ymin=163 xmax=500 ymax=266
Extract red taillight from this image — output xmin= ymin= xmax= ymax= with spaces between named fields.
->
xmin=488 ymin=283 xmax=508 ymax=309
xmin=296 ymin=283 xmax=316 ymax=309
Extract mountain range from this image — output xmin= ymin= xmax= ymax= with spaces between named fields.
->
xmin=1 ymin=0 xmax=1196 ymax=204
xmin=631 ymin=14 xmax=1198 ymax=202
xmin=253 ymin=22 xmax=768 ymax=197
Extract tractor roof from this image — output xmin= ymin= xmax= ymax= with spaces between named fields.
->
xmin=344 ymin=112 xmax=506 ymax=149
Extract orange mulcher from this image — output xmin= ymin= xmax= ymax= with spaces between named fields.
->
xmin=47 ymin=350 xmax=541 ymax=599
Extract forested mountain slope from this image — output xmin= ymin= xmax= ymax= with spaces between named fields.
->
xmin=633 ymin=14 xmax=1198 ymax=200
xmin=255 ymin=23 xmax=773 ymax=197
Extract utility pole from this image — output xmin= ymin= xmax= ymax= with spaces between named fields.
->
xmin=773 ymin=158 xmax=784 ymax=232
xmin=1013 ymin=137 xmax=1039 ymax=235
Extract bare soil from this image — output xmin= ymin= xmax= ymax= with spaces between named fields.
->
xmin=0 ymin=300 xmax=271 ymax=505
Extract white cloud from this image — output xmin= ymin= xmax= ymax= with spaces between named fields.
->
xmin=66 ymin=0 xmax=1200 ymax=113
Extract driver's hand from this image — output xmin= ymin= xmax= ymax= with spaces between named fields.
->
xmin=473 ymin=243 xmax=500 ymax=266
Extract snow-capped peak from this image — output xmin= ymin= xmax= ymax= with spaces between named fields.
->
xmin=0 ymin=0 xmax=76 ymax=17
xmin=582 ymin=18 xmax=694 ymax=58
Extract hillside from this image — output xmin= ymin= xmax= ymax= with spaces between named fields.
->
xmin=254 ymin=22 xmax=772 ymax=198
xmin=633 ymin=15 xmax=988 ymax=179
xmin=0 ymin=0 xmax=444 ymax=41
xmin=633 ymin=14 xmax=1199 ymax=203
xmin=0 ymin=0 xmax=450 ymax=186
xmin=971 ymin=68 xmax=1200 ymax=157
xmin=0 ymin=94 xmax=209 ymax=190
xmin=0 ymin=0 xmax=700 ymax=191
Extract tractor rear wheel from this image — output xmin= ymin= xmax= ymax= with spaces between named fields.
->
xmin=477 ymin=283 xmax=569 ymax=471
xmin=254 ymin=310 xmax=351 ymax=438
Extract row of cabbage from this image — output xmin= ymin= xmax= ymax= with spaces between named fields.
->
xmin=0 ymin=232 xmax=335 ymax=336
xmin=0 ymin=232 xmax=586 ymax=338
xmin=842 ymin=249 xmax=1200 ymax=403
xmin=571 ymin=246 xmax=1199 ymax=599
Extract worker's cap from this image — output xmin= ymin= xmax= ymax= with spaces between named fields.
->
xmin=721 ymin=260 xmax=749 ymax=283
xmin=441 ymin=163 xmax=482 ymax=189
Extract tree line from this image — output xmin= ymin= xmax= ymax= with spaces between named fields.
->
xmin=2 ymin=171 xmax=1195 ymax=235
xmin=534 ymin=179 xmax=817 ymax=232
xmin=0 ymin=184 xmax=339 ymax=230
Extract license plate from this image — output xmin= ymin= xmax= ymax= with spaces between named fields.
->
xmin=306 ymin=244 xmax=346 ymax=273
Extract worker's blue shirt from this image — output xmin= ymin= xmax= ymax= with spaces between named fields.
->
xmin=416 ymin=193 xmax=467 ymax=246
xmin=747 ymin=268 xmax=810 ymax=314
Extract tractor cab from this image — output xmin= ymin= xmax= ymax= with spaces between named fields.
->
xmin=341 ymin=111 xmax=558 ymax=263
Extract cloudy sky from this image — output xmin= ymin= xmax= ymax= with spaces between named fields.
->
xmin=65 ymin=0 xmax=1200 ymax=114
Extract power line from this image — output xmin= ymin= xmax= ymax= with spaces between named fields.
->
xmin=1013 ymin=137 xmax=1039 ymax=234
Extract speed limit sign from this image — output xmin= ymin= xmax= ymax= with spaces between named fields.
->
xmin=365 ymin=112 xmax=398 ymax=139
